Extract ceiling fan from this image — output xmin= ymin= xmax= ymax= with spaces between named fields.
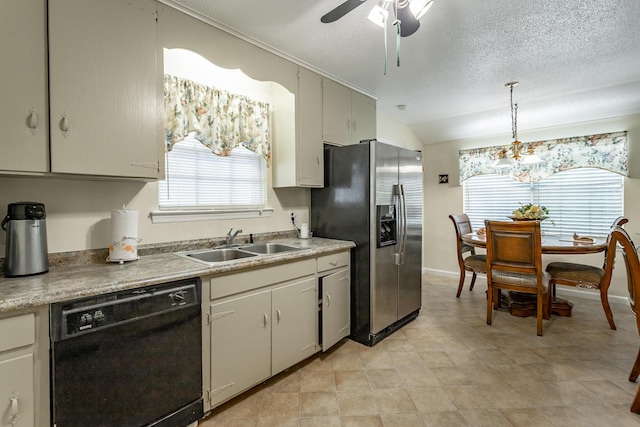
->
xmin=321 ymin=0 xmax=434 ymax=37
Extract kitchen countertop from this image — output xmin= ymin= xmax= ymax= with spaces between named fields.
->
xmin=0 ymin=237 xmax=354 ymax=313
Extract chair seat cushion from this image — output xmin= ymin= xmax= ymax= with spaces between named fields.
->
xmin=464 ymin=254 xmax=487 ymax=273
xmin=545 ymin=262 xmax=604 ymax=289
xmin=492 ymin=270 xmax=550 ymax=290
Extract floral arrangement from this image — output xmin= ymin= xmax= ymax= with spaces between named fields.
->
xmin=510 ymin=203 xmax=549 ymax=220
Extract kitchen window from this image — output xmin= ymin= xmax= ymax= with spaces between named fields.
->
xmin=158 ymin=133 xmax=267 ymax=211
xmin=463 ymin=168 xmax=624 ymax=236
xmin=152 ymin=69 xmax=274 ymax=223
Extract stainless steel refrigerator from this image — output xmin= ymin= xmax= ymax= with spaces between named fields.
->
xmin=311 ymin=140 xmax=423 ymax=346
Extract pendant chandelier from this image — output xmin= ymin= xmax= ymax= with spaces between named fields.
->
xmin=493 ymin=82 xmax=542 ymax=168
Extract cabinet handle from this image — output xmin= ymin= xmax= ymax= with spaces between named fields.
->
xmin=346 ymin=119 xmax=351 ymax=130
xmin=263 ymin=313 xmax=269 ymax=327
xmin=276 ymin=309 xmax=282 ymax=322
xmin=28 ymin=109 xmax=38 ymax=135
xmin=10 ymin=392 xmax=19 ymax=427
xmin=316 ymin=156 xmax=320 ymax=166
xmin=352 ymin=120 xmax=357 ymax=132
xmin=326 ymin=294 xmax=331 ymax=306
xmin=329 ymin=260 xmax=338 ymax=266
xmin=60 ymin=112 xmax=71 ymax=137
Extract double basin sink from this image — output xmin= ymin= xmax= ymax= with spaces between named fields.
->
xmin=175 ymin=242 xmax=305 ymax=264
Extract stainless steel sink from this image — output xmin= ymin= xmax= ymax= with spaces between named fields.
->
xmin=175 ymin=242 xmax=303 ymax=265
xmin=240 ymin=243 xmax=302 ymax=254
xmin=183 ymin=248 xmax=257 ymax=263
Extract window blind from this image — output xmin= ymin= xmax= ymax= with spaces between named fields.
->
xmin=159 ymin=134 xmax=266 ymax=210
xmin=463 ymin=168 xmax=623 ymax=236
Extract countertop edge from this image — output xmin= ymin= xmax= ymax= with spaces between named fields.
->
xmin=0 ymin=238 xmax=355 ymax=313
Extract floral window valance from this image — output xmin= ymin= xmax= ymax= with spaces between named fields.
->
xmin=458 ymin=131 xmax=628 ymax=183
xmin=164 ymin=74 xmax=271 ymax=161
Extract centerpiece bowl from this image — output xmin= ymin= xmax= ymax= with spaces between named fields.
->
xmin=509 ymin=203 xmax=549 ymax=221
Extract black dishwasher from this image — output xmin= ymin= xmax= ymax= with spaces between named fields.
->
xmin=50 ymin=278 xmax=203 ymax=427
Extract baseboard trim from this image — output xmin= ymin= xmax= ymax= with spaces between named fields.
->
xmin=422 ymin=267 xmax=629 ymax=306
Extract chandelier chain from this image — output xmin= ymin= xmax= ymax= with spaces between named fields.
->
xmin=510 ymin=83 xmax=518 ymax=141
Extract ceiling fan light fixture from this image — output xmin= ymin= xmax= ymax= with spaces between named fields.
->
xmin=410 ymin=0 xmax=434 ymax=19
xmin=367 ymin=2 xmax=390 ymax=28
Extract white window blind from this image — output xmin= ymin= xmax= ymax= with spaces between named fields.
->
xmin=463 ymin=168 xmax=623 ymax=236
xmin=159 ymin=134 xmax=266 ymax=210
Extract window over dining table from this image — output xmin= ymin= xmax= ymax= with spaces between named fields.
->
xmin=460 ymin=132 xmax=627 ymax=237
xmin=463 ymin=168 xmax=624 ymax=236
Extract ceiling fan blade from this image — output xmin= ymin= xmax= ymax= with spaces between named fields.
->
xmin=396 ymin=5 xmax=421 ymax=37
xmin=321 ymin=0 xmax=368 ymax=24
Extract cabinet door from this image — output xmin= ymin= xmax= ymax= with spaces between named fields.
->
xmin=0 ymin=354 xmax=34 ymax=427
xmin=0 ymin=0 xmax=48 ymax=172
xmin=209 ymin=290 xmax=271 ymax=407
xmin=322 ymin=268 xmax=351 ymax=351
xmin=322 ymin=79 xmax=351 ymax=146
xmin=297 ymin=68 xmax=323 ymax=187
xmin=48 ymin=0 xmax=160 ymax=178
xmin=351 ymin=91 xmax=377 ymax=144
xmin=271 ymin=277 xmax=318 ymax=374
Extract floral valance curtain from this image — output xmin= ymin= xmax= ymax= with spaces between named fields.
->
xmin=164 ymin=74 xmax=271 ymax=161
xmin=458 ymin=131 xmax=628 ymax=183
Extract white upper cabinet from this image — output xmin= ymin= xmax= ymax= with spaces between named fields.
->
xmin=322 ymin=79 xmax=376 ymax=146
xmin=273 ymin=67 xmax=324 ymax=188
xmin=48 ymin=0 xmax=161 ymax=178
xmin=0 ymin=0 xmax=49 ymax=172
xmin=351 ymin=90 xmax=377 ymax=144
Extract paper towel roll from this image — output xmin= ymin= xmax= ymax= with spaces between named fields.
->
xmin=300 ymin=223 xmax=309 ymax=239
xmin=108 ymin=209 xmax=140 ymax=262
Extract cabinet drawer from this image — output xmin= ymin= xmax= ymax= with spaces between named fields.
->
xmin=318 ymin=251 xmax=349 ymax=273
xmin=210 ymin=259 xmax=316 ymax=299
xmin=0 ymin=313 xmax=35 ymax=353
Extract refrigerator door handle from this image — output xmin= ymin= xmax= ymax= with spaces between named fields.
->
xmin=394 ymin=184 xmax=407 ymax=265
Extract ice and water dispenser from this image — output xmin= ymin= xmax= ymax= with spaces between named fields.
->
xmin=376 ymin=205 xmax=397 ymax=247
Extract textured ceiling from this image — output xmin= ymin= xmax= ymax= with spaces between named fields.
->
xmin=162 ymin=0 xmax=640 ymax=144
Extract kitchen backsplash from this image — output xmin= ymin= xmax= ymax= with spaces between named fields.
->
xmin=0 ymin=230 xmax=298 ymax=274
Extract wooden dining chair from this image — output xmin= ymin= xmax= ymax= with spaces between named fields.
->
xmin=485 ymin=220 xmax=551 ymax=336
xmin=449 ymin=214 xmax=486 ymax=298
xmin=609 ymin=226 xmax=640 ymax=413
xmin=544 ymin=216 xmax=628 ymax=330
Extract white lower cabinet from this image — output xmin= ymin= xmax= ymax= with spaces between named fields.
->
xmin=207 ymin=275 xmax=318 ymax=408
xmin=203 ymin=251 xmax=351 ymax=411
xmin=321 ymin=268 xmax=351 ymax=351
xmin=0 ymin=309 xmax=49 ymax=427
xmin=209 ymin=277 xmax=317 ymax=406
xmin=209 ymin=289 xmax=272 ymax=407
xmin=0 ymin=354 xmax=34 ymax=427
xmin=272 ymin=277 xmax=318 ymax=374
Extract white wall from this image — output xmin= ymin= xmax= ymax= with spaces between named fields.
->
xmin=423 ymin=113 xmax=640 ymax=298
xmin=377 ymin=114 xmax=423 ymax=151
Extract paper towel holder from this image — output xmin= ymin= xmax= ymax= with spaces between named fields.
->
xmin=107 ymin=236 xmax=142 ymax=264
xmin=107 ymin=204 xmax=142 ymax=264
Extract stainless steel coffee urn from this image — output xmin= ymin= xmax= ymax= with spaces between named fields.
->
xmin=2 ymin=202 xmax=49 ymax=277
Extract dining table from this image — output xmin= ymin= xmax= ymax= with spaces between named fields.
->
xmin=461 ymin=231 xmax=607 ymax=318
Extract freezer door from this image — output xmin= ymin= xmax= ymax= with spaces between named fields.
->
xmin=397 ymin=148 xmax=423 ymax=319
xmin=371 ymin=142 xmax=400 ymax=334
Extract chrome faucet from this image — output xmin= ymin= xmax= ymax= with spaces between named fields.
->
xmin=225 ymin=228 xmax=242 ymax=247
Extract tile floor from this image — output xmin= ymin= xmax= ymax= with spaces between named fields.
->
xmin=200 ymin=272 xmax=640 ymax=426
